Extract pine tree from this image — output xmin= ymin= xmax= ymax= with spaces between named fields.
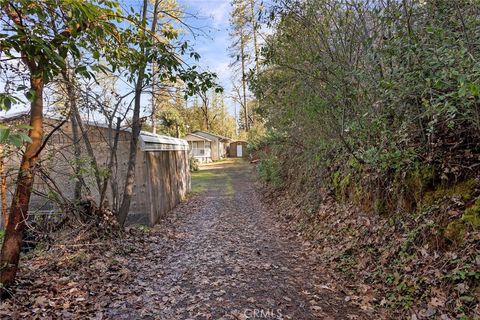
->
xmin=229 ymin=0 xmax=251 ymax=132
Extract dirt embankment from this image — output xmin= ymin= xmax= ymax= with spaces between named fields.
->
xmin=260 ymin=177 xmax=480 ymax=319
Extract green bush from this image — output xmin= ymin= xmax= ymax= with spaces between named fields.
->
xmin=247 ymin=129 xmax=286 ymax=154
xmin=189 ymin=157 xmax=199 ymax=172
xmin=252 ymin=0 xmax=480 ymax=211
xmin=257 ymin=154 xmax=283 ymax=189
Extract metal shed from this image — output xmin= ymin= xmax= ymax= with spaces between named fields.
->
xmin=135 ymin=132 xmax=190 ymax=225
xmin=0 ymin=113 xmax=191 ymax=227
xmin=229 ymin=141 xmax=248 ymax=158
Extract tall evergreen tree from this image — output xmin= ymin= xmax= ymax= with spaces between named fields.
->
xmin=229 ymin=0 xmax=251 ymax=132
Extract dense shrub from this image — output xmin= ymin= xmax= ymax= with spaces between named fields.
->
xmin=189 ymin=157 xmax=199 ymax=172
xmin=257 ymin=154 xmax=283 ymax=189
xmin=254 ymin=2 xmax=480 ymax=316
xmin=255 ymin=0 xmax=480 ymax=209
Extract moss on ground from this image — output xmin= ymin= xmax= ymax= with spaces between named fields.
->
xmin=422 ymin=179 xmax=476 ymax=207
xmin=462 ymin=197 xmax=480 ymax=229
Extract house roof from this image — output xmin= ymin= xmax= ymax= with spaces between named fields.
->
xmin=184 ymin=132 xmax=212 ymax=142
xmin=192 ymin=130 xmax=231 ymax=142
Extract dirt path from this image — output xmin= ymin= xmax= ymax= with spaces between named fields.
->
xmin=105 ymin=160 xmax=368 ymax=319
xmin=1 ymin=160 xmax=369 ymax=319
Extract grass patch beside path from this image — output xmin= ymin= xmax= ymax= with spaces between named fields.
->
xmin=191 ymin=158 xmax=247 ymax=195
xmin=191 ymin=170 xmax=218 ymax=194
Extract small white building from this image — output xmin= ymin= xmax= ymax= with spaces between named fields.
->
xmin=183 ymin=131 xmax=231 ymax=163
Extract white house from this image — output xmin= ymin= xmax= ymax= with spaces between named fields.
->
xmin=183 ymin=131 xmax=231 ymax=162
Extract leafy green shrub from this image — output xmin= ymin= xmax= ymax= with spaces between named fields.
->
xmin=247 ymin=129 xmax=286 ymax=154
xmin=0 ymin=124 xmax=32 ymax=147
xmin=257 ymin=154 xmax=283 ymax=189
xmin=253 ymin=0 xmax=480 ymax=213
xmin=189 ymin=157 xmax=199 ymax=172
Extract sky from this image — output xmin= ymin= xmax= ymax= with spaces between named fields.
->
xmin=122 ymin=0 xmax=236 ymax=98
xmin=177 ymin=0 xmax=236 ymax=115
xmin=114 ymin=0 xmax=237 ymax=117
xmin=0 ymin=0 xmax=241 ymax=120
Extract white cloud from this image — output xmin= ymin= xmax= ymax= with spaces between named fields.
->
xmin=213 ymin=61 xmax=232 ymax=85
xmin=182 ymin=0 xmax=230 ymax=28
xmin=207 ymin=2 xmax=230 ymax=27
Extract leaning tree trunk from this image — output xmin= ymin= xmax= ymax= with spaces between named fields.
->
xmin=117 ymin=74 xmax=144 ymax=226
xmin=117 ymin=0 xmax=157 ymax=226
xmin=0 ymin=75 xmax=44 ymax=289
xmin=0 ymin=146 xmax=7 ymax=228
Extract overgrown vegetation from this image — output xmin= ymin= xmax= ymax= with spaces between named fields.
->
xmin=252 ymin=0 xmax=480 ymax=317
xmin=257 ymin=153 xmax=282 ymax=189
xmin=0 ymin=0 xmax=219 ymax=292
xmin=189 ymin=157 xmax=200 ymax=172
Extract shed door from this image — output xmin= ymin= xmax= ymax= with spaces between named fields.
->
xmin=236 ymin=144 xmax=243 ymax=157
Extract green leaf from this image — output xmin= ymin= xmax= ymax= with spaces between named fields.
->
xmin=0 ymin=129 xmax=10 ymax=143
xmin=17 ymin=124 xmax=32 ymax=130
xmin=25 ymin=90 xmax=36 ymax=102
xmin=0 ymin=95 xmax=12 ymax=110
xmin=8 ymin=134 xmax=23 ymax=148
xmin=17 ymin=132 xmax=32 ymax=144
xmin=75 ymin=65 xmax=87 ymax=74
xmin=468 ymin=83 xmax=480 ymax=97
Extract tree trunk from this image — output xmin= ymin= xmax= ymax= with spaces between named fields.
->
xmin=72 ymin=102 xmax=102 ymax=192
xmin=151 ymin=83 xmax=157 ymax=134
xmin=70 ymin=111 xmax=82 ymax=201
xmin=117 ymin=0 xmax=149 ymax=226
xmin=61 ymin=68 xmax=101 ymax=194
xmin=99 ymin=117 xmax=121 ymax=208
xmin=240 ymin=30 xmax=248 ymax=132
xmin=0 ymin=76 xmax=44 ymax=289
xmin=0 ymin=147 xmax=7 ymax=228
xmin=249 ymin=0 xmax=260 ymax=123
xmin=202 ymin=99 xmax=210 ymax=131
xmin=65 ymin=72 xmax=83 ymax=201
xmin=150 ymin=0 xmax=160 ymax=135
xmin=249 ymin=0 xmax=260 ymax=77
xmin=117 ymin=77 xmax=144 ymax=226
